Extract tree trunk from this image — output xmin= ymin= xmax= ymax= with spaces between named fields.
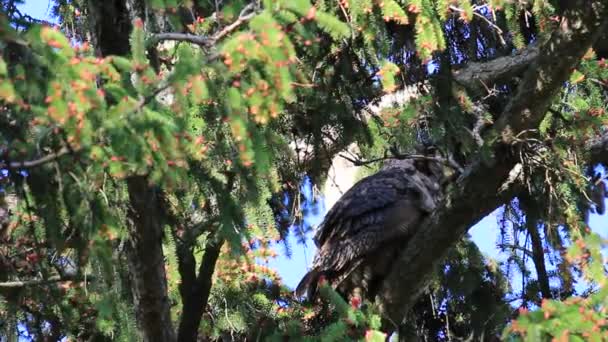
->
xmin=87 ymin=1 xmax=176 ymax=341
xmin=176 ymin=238 xmax=222 ymax=342
xmin=521 ymin=195 xmax=552 ymax=300
xmin=528 ymin=222 xmax=552 ymax=300
xmin=125 ymin=176 xmax=176 ymax=342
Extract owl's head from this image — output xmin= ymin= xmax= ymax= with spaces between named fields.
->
xmin=415 ymin=146 xmax=446 ymax=180
xmin=380 ymin=158 xmax=416 ymax=172
xmin=381 ymin=144 xmax=458 ymax=185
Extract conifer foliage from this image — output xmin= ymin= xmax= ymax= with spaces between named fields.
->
xmin=1 ymin=0 xmax=608 ymax=341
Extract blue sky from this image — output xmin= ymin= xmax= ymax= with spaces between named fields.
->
xmin=17 ymin=1 xmax=53 ymax=21
xmin=17 ymin=0 xmax=608 ymax=296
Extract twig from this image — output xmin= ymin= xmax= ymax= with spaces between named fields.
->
xmin=445 ymin=305 xmax=452 ymax=342
xmin=148 ymin=32 xmax=213 ymax=47
xmin=0 ymin=274 xmax=89 ymax=289
xmin=290 ymin=82 xmax=316 ymax=88
xmin=336 ymin=1 xmax=353 ymax=39
xmin=338 ymin=154 xmax=385 ymax=166
xmin=214 ymin=4 xmax=257 ymax=41
xmin=148 ymin=3 xmax=257 ymax=48
xmin=338 ymin=152 xmax=462 ymax=172
xmin=1 ymin=147 xmax=72 ymax=170
xmin=135 ymin=83 xmax=171 ymax=110
xmin=449 ymin=5 xmax=506 ymax=45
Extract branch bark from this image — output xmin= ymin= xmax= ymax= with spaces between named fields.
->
xmin=377 ymin=1 xmax=608 ymax=325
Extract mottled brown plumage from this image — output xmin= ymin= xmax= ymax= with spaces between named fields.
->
xmin=296 ymin=158 xmax=442 ymax=301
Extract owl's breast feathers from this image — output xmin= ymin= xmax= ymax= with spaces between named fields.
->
xmin=295 ymin=165 xmax=440 ymax=300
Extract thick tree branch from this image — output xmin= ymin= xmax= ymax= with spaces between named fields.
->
xmin=493 ymin=3 xmax=608 ymax=140
xmin=377 ymin=155 xmax=519 ymax=325
xmin=148 ymin=32 xmax=214 ymax=47
xmin=452 ymin=45 xmax=540 ymax=95
xmin=377 ymin=2 xmax=608 ymax=325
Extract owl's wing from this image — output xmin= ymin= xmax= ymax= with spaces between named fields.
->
xmin=313 ymin=168 xmax=420 ymax=247
xmin=297 ymin=168 xmax=431 ymax=299
xmin=296 ymin=196 xmax=423 ymax=299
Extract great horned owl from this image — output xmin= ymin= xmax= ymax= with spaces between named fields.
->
xmin=295 ymin=157 xmax=443 ymax=301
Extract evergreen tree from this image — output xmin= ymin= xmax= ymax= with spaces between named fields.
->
xmin=0 ymin=0 xmax=607 ymax=341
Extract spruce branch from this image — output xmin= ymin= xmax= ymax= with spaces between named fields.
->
xmin=0 ymin=82 xmax=168 ymax=172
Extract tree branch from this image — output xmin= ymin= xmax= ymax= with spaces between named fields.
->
xmin=147 ymin=3 xmax=257 ymax=48
xmin=492 ymin=5 xmax=608 ymax=139
xmin=177 ymin=238 xmax=223 ymax=342
xmin=521 ymin=194 xmax=553 ymax=300
xmin=452 ymin=45 xmax=540 ymax=95
xmin=149 ymin=32 xmax=214 ymax=47
xmin=0 ymin=82 xmax=167 ymax=173
xmin=0 ymin=147 xmax=72 ymax=170
xmin=176 ymin=172 xmax=235 ymax=342
xmin=338 ymin=153 xmax=455 ymax=169
xmin=496 ymin=244 xmax=534 ymax=258
xmin=453 ymin=45 xmax=540 ymax=94
xmin=0 ymin=274 xmax=88 ymax=289
xmin=377 ymin=2 xmax=608 ymax=326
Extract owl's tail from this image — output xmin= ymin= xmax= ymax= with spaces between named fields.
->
xmin=295 ymin=268 xmax=322 ymax=300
